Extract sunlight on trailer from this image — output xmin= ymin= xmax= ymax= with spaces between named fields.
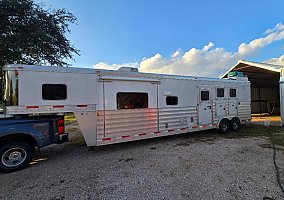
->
xmin=2 ymin=64 xmax=251 ymax=147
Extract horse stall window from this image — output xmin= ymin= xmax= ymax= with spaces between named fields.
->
xmin=201 ymin=91 xmax=209 ymax=101
xmin=117 ymin=92 xmax=148 ymax=109
xmin=166 ymin=96 xmax=178 ymax=105
xmin=42 ymin=84 xmax=67 ymax=100
xmin=230 ymin=88 xmax=237 ymax=97
xmin=217 ymin=88 xmax=224 ymax=97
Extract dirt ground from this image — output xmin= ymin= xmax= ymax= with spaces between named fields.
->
xmin=0 ymin=123 xmax=284 ymax=200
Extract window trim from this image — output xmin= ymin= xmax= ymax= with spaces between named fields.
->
xmin=166 ymin=96 xmax=178 ymax=106
xmin=42 ymin=84 xmax=67 ymax=101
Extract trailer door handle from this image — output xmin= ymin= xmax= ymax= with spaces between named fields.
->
xmin=208 ymin=106 xmax=211 ymax=109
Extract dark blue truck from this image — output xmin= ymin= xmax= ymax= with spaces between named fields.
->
xmin=0 ymin=114 xmax=68 ymax=173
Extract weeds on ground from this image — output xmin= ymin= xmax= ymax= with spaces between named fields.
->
xmin=178 ymin=124 xmax=284 ymax=148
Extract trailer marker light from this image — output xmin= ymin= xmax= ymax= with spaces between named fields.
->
xmin=139 ymin=133 xmax=146 ymax=136
xmin=122 ymin=135 xmax=130 ymax=138
xmin=192 ymin=125 xmax=198 ymax=129
xmin=212 ymin=124 xmax=217 ymax=126
xmin=168 ymin=129 xmax=174 ymax=132
xmin=26 ymin=106 xmax=39 ymax=109
xmin=102 ymin=138 xmax=112 ymax=141
xmin=77 ymin=105 xmax=87 ymax=107
xmin=53 ymin=105 xmax=64 ymax=108
xmin=181 ymin=128 xmax=187 ymax=130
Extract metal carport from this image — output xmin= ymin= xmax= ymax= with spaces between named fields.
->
xmin=221 ymin=60 xmax=283 ymax=115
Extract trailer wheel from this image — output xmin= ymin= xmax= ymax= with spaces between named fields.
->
xmin=0 ymin=142 xmax=34 ymax=173
xmin=230 ymin=118 xmax=241 ymax=131
xmin=219 ymin=119 xmax=230 ymax=133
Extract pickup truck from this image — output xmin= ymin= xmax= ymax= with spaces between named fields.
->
xmin=0 ymin=114 xmax=68 ymax=173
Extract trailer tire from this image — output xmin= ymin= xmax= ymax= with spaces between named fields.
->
xmin=0 ymin=141 xmax=34 ymax=173
xmin=230 ymin=118 xmax=241 ymax=131
xmin=219 ymin=119 xmax=230 ymax=133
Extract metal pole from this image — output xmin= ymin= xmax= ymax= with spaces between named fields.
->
xmin=280 ymin=69 xmax=284 ymax=127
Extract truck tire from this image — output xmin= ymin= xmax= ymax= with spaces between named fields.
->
xmin=0 ymin=141 xmax=34 ymax=173
xmin=218 ymin=119 xmax=230 ymax=133
xmin=230 ymin=118 xmax=241 ymax=131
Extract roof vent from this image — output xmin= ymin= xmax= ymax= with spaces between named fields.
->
xmin=118 ymin=67 xmax=139 ymax=72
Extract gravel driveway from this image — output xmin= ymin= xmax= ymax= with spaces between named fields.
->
xmin=0 ymin=123 xmax=283 ymax=200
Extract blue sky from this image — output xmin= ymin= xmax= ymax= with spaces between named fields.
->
xmin=39 ymin=0 xmax=284 ymax=77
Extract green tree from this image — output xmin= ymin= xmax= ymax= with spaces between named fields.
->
xmin=0 ymin=0 xmax=79 ymax=68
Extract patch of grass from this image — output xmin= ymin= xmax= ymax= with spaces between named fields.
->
xmin=177 ymin=124 xmax=284 ymax=148
xmin=270 ymin=133 xmax=284 ymax=147
xmin=224 ymin=124 xmax=284 ymax=147
xmin=64 ymin=113 xmax=76 ymax=126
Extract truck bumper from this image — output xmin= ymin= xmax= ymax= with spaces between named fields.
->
xmin=55 ymin=133 xmax=69 ymax=144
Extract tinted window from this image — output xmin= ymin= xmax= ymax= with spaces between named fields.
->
xmin=42 ymin=84 xmax=67 ymax=100
xmin=217 ymin=88 xmax=224 ymax=97
xmin=201 ymin=91 xmax=209 ymax=101
xmin=230 ymin=88 xmax=236 ymax=97
xmin=166 ymin=96 xmax=178 ymax=105
xmin=117 ymin=92 xmax=148 ymax=109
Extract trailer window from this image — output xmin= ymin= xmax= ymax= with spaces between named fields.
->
xmin=217 ymin=88 xmax=224 ymax=97
xmin=42 ymin=84 xmax=67 ymax=100
xmin=201 ymin=91 xmax=209 ymax=101
xmin=117 ymin=92 xmax=148 ymax=109
xmin=166 ymin=96 xmax=178 ymax=105
xmin=230 ymin=88 xmax=236 ymax=97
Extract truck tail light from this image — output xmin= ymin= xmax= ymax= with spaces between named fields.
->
xmin=57 ymin=118 xmax=65 ymax=135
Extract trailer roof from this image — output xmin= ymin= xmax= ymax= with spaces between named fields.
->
xmin=4 ymin=64 xmax=248 ymax=84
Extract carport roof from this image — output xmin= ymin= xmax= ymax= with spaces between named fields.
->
xmin=221 ymin=60 xmax=283 ymax=88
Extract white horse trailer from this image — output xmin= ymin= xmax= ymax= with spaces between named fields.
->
xmin=2 ymin=64 xmax=251 ymax=147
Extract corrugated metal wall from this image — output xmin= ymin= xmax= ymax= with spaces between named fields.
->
xmin=251 ymin=87 xmax=279 ymax=114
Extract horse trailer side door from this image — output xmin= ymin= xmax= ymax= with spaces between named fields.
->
xmin=198 ymin=86 xmax=213 ymax=125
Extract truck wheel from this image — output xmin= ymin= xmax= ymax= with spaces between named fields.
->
xmin=230 ymin=118 xmax=241 ymax=131
xmin=0 ymin=142 xmax=34 ymax=173
xmin=219 ymin=119 xmax=230 ymax=133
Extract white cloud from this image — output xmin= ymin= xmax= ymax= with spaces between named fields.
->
xmin=264 ymin=55 xmax=284 ymax=66
xmin=94 ymin=23 xmax=284 ymax=77
xmin=93 ymin=61 xmax=139 ymax=70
